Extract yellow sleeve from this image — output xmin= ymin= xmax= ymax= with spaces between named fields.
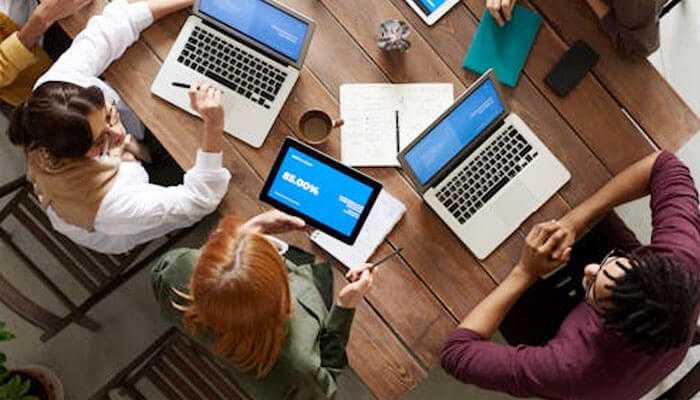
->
xmin=0 ymin=32 xmax=38 ymax=88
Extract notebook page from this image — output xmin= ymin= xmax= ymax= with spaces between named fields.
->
xmin=310 ymin=190 xmax=406 ymax=269
xmin=341 ymin=85 xmax=400 ymax=166
xmin=340 ymin=83 xmax=453 ymax=167
xmin=398 ymin=84 xmax=453 ymax=150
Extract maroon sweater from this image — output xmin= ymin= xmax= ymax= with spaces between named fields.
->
xmin=441 ymin=152 xmax=700 ymax=400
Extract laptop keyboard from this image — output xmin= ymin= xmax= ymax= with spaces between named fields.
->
xmin=176 ymin=26 xmax=288 ymax=109
xmin=436 ymin=126 xmax=539 ymax=224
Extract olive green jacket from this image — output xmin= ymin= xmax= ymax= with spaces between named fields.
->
xmin=151 ymin=246 xmax=355 ymax=400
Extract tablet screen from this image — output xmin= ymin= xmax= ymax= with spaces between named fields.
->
xmin=414 ymin=0 xmax=449 ymax=15
xmin=261 ymin=139 xmax=382 ymax=244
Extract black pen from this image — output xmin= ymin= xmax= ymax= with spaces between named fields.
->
xmin=362 ymin=247 xmax=404 ymax=272
xmin=372 ymin=247 xmax=403 ymax=270
xmin=172 ymin=82 xmax=191 ymax=89
xmin=343 ymin=247 xmax=404 ymax=279
xmin=395 ymin=110 xmax=400 ymax=154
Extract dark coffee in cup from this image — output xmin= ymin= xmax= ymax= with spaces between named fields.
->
xmin=299 ymin=110 xmax=343 ymax=144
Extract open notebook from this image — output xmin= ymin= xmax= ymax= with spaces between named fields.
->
xmin=310 ymin=190 xmax=406 ymax=269
xmin=340 ymin=83 xmax=453 ymax=166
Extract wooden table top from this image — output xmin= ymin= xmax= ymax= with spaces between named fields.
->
xmin=61 ymin=1 xmax=699 ymax=398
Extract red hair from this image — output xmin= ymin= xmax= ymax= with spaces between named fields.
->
xmin=180 ymin=215 xmax=291 ymax=378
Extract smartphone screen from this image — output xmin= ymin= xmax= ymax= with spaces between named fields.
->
xmin=545 ymin=40 xmax=599 ymax=97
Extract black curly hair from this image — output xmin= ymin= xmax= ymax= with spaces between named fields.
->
xmin=600 ymin=253 xmax=700 ymax=353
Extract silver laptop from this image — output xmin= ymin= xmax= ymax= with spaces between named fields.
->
xmin=151 ymin=0 xmax=315 ymax=148
xmin=398 ymin=71 xmax=571 ymax=260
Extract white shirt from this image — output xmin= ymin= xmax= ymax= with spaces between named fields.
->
xmin=35 ymin=0 xmax=232 ymax=254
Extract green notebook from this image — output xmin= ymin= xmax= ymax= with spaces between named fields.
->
xmin=463 ymin=5 xmax=542 ymax=87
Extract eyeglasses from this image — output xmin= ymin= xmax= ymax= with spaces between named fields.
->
xmin=586 ymin=248 xmax=628 ymax=311
xmin=106 ymin=100 xmax=120 ymax=128
xmin=95 ymin=100 xmax=121 ymax=156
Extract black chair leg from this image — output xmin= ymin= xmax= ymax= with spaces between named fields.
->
xmin=0 ymin=176 xmax=26 ymax=199
xmin=661 ymin=0 xmax=683 ymax=18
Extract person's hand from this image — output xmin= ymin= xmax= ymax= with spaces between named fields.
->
xmin=517 ymin=221 xmax=572 ymax=279
xmin=37 ymin=0 xmax=92 ymax=23
xmin=106 ymin=132 xmax=129 ymax=157
xmin=337 ymin=267 xmax=374 ymax=309
xmin=189 ymin=83 xmax=224 ymax=129
xmin=345 ymin=263 xmax=373 ymax=283
xmin=486 ymin=0 xmax=518 ymax=27
xmin=124 ymin=138 xmax=152 ymax=163
xmin=189 ymin=82 xmax=224 ymax=152
xmin=551 ymin=219 xmax=576 ymax=261
xmin=241 ymin=210 xmax=306 ymax=235
xmin=585 ymin=0 xmax=611 ymax=20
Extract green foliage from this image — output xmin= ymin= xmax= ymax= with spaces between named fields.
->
xmin=0 ymin=375 xmax=38 ymax=400
xmin=0 ymin=322 xmax=39 ymax=400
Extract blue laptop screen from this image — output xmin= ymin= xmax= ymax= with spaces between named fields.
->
xmin=199 ymin=0 xmax=310 ymax=62
xmin=404 ymin=79 xmax=505 ymax=185
xmin=267 ymin=147 xmax=374 ymax=236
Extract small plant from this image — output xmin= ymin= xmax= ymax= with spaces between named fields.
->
xmin=0 ymin=322 xmax=38 ymax=400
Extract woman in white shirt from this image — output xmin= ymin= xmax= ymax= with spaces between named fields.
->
xmin=6 ymin=0 xmax=232 ymax=254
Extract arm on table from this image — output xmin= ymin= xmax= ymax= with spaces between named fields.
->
xmin=0 ymin=0 xmax=91 ymax=87
xmin=457 ymin=222 xmax=570 ymax=338
xmin=0 ymin=33 xmax=38 ymax=88
xmin=96 ymin=84 xmax=230 ymax=236
xmin=44 ymin=0 xmax=191 ymax=79
xmin=441 ymin=327 xmax=573 ymax=398
xmin=441 ymin=222 xmax=574 ymax=398
xmin=585 ymin=0 xmax=610 ymax=20
xmin=95 ymin=149 xmax=230 ymax=236
xmin=645 ymin=152 xmax=700 ymax=267
xmin=310 ymin=269 xmax=372 ymax=398
xmin=586 ymin=0 xmax=661 ymax=56
xmin=558 ymin=152 xmax=661 ymax=247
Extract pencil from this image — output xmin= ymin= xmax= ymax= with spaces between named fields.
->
xmin=351 ymin=247 xmax=404 ymax=276
xmin=172 ymin=82 xmax=191 ymax=89
xmin=395 ymin=110 xmax=400 ymax=154
xmin=372 ymin=247 xmax=403 ymax=270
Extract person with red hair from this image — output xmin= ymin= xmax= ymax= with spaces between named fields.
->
xmin=151 ymin=210 xmax=375 ymax=399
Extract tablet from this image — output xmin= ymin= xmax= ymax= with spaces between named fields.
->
xmin=404 ymin=0 xmax=460 ymax=26
xmin=260 ymin=138 xmax=382 ymax=245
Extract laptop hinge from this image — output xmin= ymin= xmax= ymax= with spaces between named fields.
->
xmin=201 ymin=19 xmax=292 ymax=68
xmin=492 ymin=118 xmax=506 ymax=133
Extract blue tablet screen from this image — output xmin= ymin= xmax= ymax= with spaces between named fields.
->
xmin=267 ymin=147 xmax=374 ymax=236
xmin=416 ymin=0 xmax=448 ymax=14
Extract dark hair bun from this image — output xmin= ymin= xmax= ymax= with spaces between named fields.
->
xmin=6 ymin=82 xmax=105 ymax=159
xmin=7 ymin=102 xmax=32 ymax=147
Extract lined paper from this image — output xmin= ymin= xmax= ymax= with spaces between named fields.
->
xmin=340 ymin=83 xmax=453 ymax=167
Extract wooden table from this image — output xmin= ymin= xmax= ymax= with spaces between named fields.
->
xmin=61 ymin=1 xmax=699 ymax=398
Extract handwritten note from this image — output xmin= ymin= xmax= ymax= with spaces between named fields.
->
xmin=340 ymin=83 xmax=453 ymax=167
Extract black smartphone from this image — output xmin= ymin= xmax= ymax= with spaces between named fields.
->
xmin=545 ymin=40 xmax=599 ymax=97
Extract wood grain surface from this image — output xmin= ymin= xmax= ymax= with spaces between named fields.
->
xmin=59 ymin=0 xmax=699 ymax=397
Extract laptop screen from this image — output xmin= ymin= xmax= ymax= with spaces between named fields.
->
xmin=199 ymin=0 xmax=310 ymax=63
xmin=403 ymin=79 xmax=505 ymax=185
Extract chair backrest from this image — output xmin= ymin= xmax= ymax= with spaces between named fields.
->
xmin=0 ymin=178 xmax=148 ymax=340
xmin=91 ymin=328 xmax=251 ymax=400
xmin=661 ymin=0 xmax=683 ymax=18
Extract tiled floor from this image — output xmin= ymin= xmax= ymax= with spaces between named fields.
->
xmin=0 ymin=3 xmax=699 ymax=399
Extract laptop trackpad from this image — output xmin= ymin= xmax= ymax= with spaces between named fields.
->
xmin=495 ymin=182 xmax=538 ymax=226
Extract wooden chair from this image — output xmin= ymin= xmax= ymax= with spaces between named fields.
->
xmin=0 ymin=176 xmax=195 ymax=341
xmin=661 ymin=0 xmax=683 ymax=18
xmin=89 ymin=328 xmax=250 ymax=400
